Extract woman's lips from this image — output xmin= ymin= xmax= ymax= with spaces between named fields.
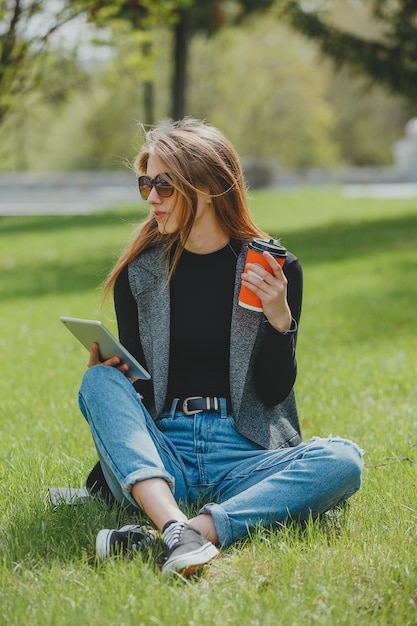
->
xmin=154 ymin=211 xmax=166 ymax=221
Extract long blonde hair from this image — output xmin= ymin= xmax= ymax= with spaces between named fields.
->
xmin=103 ymin=117 xmax=268 ymax=300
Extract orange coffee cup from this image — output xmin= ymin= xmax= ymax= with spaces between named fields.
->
xmin=238 ymin=238 xmax=287 ymax=312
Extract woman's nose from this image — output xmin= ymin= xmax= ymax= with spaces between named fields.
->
xmin=147 ymin=185 xmax=161 ymax=203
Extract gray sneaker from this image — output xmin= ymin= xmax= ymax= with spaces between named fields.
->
xmin=161 ymin=522 xmax=219 ymax=577
xmin=96 ymin=524 xmax=157 ymax=560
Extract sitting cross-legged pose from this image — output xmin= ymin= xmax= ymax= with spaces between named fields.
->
xmin=78 ymin=117 xmax=363 ymax=577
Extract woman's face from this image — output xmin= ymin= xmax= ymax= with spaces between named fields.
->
xmin=145 ymin=153 xmax=210 ymax=235
xmin=144 ymin=153 xmax=181 ymax=235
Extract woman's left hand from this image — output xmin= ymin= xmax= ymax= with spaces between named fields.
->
xmin=241 ymin=251 xmax=292 ymax=332
xmin=87 ymin=342 xmax=138 ymax=381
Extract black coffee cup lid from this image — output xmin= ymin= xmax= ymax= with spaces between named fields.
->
xmin=249 ymin=238 xmax=287 ymax=257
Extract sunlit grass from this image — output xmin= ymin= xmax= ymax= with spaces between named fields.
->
xmin=1 ymin=187 xmax=416 ymax=625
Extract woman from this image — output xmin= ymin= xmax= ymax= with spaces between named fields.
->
xmin=78 ymin=117 xmax=363 ymax=577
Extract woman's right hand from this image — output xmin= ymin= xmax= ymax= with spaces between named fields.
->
xmin=87 ymin=342 xmax=130 ymax=374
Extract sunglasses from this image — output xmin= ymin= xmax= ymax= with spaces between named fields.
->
xmin=138 ymin=173 xmax=175 ymax=200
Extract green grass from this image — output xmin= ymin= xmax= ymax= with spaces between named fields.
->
xmin=1 ymin=187 xmax=416 ymax=625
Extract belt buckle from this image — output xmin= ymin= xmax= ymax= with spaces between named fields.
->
xmin=182 ymin=396 xmax=203 ymax=416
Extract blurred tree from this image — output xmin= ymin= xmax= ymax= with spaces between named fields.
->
xmin=7 ymin=13 xmax=339 ymax=172
xmin=282 ymin=0 xmax=417 ymax=105
xmin=70 ymin=0 xmax=176 ymax=124
xmin=188 ymin=17 xmax=339 ymax=170
xmin=0 ymin=48 xmax=88 ymax=169
xmin=168 ymin=0 xmax=278 ymax=119
xmin=0 ymin=0 xmax=83 ymax=125
xmin=0 ymin=7 xmax=408 ymax=170
xmin=74 ymin=0 xmax=278 ymax=121
xmin=327 ymin=67 xmax=408 ymax=165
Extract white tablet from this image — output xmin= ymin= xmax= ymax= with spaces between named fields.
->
xmin=60 ymin=316 xmax=151 ymax=380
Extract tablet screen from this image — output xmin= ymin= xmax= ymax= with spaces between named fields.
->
xmin=60 ymin=316 xmax=151 ymax=380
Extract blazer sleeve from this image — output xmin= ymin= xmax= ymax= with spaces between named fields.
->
xmin=114 ymin=265 xmax=154 ymax=405
xmin=253 ymin=253 xmax=303 ymax=406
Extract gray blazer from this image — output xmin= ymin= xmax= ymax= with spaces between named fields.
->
xmin=128 ymin=242 xmax=302 ymax=450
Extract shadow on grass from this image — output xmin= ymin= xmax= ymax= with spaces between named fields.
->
xmin=0 ymin=209 xmax=145 ymax=301
xmin=1 ymin=211 xmax=416 ymax=302
xmin=279 ymin=212 xmax=417 ymax=265
xmin=1 ymin=255 xmax=113 ymax=301
xmin=0 ymin=207 xmax=144 ymax=237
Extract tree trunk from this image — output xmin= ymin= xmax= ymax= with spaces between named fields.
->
xmin=171 ymin=9 xmax=192 ymax=121
xmin=142 ymin=41 xmax=154 ymax=125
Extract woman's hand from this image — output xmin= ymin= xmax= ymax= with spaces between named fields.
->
xmin=241 ymin=251 xmax=292 ymax=332
xmin=87 ymin=342 xmax=133 ymax=376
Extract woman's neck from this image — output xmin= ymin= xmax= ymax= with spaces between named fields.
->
xmin=183 ymin=194 xmax=230 ymax=254
xmin=185 ymin=237 xmax=229 ymax=255
xmin=184 ymin=225 xmax=229 ymax=255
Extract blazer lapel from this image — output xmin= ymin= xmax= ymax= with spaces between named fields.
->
xmin=128 ymin=247 xmax=170 ymax=414
xmin=230 ymin=244 xmax=263 ymax=417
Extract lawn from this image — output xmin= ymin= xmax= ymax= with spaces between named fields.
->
xmin=1 ymin=187 xmax=416 ymax=625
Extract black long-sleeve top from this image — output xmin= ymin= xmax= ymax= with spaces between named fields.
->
xmin=114 ymin=240 xmax=303 ymax=412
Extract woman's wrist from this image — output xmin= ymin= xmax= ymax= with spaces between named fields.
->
xmin=266 ymin=307 xmax=292 ymax=333
xmin=265 ymin=316 xmax=297 ymax=335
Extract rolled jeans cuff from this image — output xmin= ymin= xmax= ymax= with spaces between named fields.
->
xmin=199 ymin=502 xmax=233 ymax=548
xmin=122 ymin=468 xmax=175 ymax=494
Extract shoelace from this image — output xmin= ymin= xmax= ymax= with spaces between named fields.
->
xmin=127 ymin=531 xmax=141 ymax=551
xmin=162 ymin=522 xmax=185 ymax=550
xmin=115 ymin=526 xmax=156 ymax=551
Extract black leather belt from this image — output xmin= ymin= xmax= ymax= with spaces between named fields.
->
xmin=181 ymin=396 xmax=226 ymax=416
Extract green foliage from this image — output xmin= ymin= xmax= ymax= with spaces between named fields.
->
xmin=189 ymin=17 xmax=339 ymax=167
xmin=0 ymin=1 xmax=84 ymax=124
xmin=282 ymin=0 xmax=417 ymax=105
xmin=5 ymin=13 xmax=342 ymax=170
xmin=1 ymin=189 xmax=417 ymax=624
xmin=74 ymin=0 xmax=188 ymax=29
xmin=75 ymin=1 xmax=279 ymax=120
xmin=327 ymin=67 xmax=409 ymax=165
xmin=0 ymin=5 xmax=410 ymax=169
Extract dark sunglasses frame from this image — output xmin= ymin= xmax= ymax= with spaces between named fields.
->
xmin=137 ymin=173 xmax=175 ymax=200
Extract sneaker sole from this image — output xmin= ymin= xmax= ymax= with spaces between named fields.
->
xmin=96 ymin=528 xmax=113 ymax=560
xmin=96 ymin=525 xmax=140 ymax=560
xmin=161 ymin=542 xmax=219 ymax=578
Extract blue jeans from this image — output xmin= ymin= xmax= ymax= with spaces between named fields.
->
xmin=78 ymin=366 xmax=363 ymax=547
